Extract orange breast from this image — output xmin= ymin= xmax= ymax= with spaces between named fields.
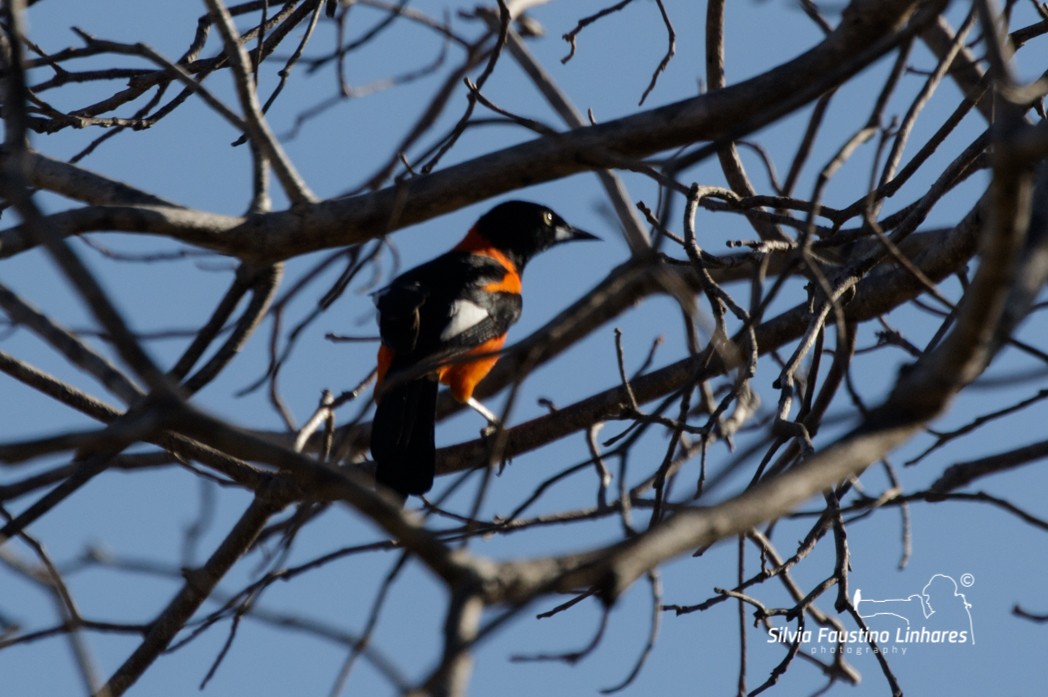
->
xmin=437 ymin=334 xmax=507 ymax=403
xmin=375 ymin=344 xmax=395 ymax=395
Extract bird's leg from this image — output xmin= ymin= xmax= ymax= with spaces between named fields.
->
xmin=466 ymin=396 xmax=514 ymax=475
xmin=466 ymin=396 xmax=501 ymax=436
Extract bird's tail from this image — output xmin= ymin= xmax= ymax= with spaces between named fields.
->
xmin=371 ymin=376 xmax=439 ymax=498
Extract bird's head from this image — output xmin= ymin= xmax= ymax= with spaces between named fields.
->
xmin=472 ymin=200 xmax=598 ymax=271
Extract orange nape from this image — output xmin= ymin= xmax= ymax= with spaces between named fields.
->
xmin=453 ymin=227 xmax=522 ymax=294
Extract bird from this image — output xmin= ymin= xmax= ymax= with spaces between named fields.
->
xmin=370 ymin=200 xmax=598 ymax=499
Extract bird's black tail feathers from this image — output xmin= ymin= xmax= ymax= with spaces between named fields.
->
xmin=371 ymin=376 xmax=438 ymax=499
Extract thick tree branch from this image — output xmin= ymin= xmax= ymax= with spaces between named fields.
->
xmin=1 ymin=0 xmax=937 ymax=261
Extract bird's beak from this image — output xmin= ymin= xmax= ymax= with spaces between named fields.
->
xmin=555 ymin=223 xmax=600 ymax=244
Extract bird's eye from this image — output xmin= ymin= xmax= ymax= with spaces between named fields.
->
xmin=542 ymin=211 xmax=554 ymax=226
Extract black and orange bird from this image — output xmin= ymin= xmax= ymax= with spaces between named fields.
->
xmin=370 ymin=200 xmax=597 ymax=499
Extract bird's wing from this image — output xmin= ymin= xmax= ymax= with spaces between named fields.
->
xmin=374 ymin=252 xmax=521 ymax=367
xmin=373 ymin=279 xmax=426 ymax=356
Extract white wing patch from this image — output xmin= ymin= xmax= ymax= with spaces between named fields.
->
xmin=440 ymin=299 xmax=490 ymax=341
